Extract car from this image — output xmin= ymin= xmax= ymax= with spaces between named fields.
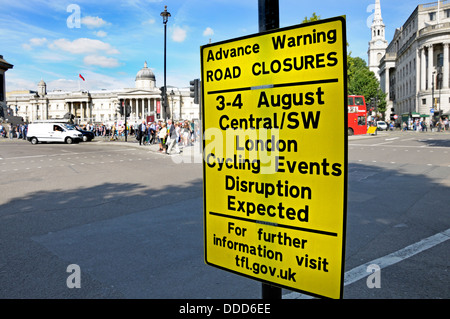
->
xmin=376 ymin=121 xmax=388 ymax=131
xmin=67 ymin=124 xmax=95 ymax=142
xmin=27 ymin=123 xmax=82 ymax=144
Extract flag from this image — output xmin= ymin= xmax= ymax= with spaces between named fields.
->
xmin=79 ymin=74 xmax=85 ymax=81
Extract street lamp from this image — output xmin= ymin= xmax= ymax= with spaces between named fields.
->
xmin=161 ymin=5 xmax=171 ymax=121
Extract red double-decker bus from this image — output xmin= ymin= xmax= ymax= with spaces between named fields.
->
xmin=347 ymin=95 xmax=367 ymax=136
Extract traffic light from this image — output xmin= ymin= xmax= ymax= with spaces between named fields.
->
xmin=118 ymin=104 xmax=124 ymax=116
xmin=125 ymin=105 xmax=131 ymax=117
xmin=160 ymin=86 xmax=166 ymax=101
xmin=190 ymin=79 xmax=200 ymax=104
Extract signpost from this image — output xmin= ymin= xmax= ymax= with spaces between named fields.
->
xmin=201 ymin=17 xmax=348 ymax=299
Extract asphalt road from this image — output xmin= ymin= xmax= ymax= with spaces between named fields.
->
xmin=0 ymin=131 xmax=448 ymax=299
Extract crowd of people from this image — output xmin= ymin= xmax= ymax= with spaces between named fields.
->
xmin=132 ymin=119 xmax=199 ymax=154
xmin=401 ymin=117 xmax=449 ymax=132
xmin=0 ymin=123 xmax=28 ymax=139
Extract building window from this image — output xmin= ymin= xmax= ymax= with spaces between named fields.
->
xmin=422 ymin=99 xmax=427 ymax=105
xmin=437 ymin=53 xmax=443 ymax=67
xmin=446 ymin=9 xmax=450 ymax=18
xmin=429 ymin=12 xmax=436 ymax=21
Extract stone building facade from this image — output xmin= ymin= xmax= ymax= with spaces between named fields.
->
xmin=6 ymin=62 xmax=199 ymax=124
xmin=378 ymin=0 xmax=450 ymax=121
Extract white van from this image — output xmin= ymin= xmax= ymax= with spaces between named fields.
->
xmin=27 ymin=123 xmax=83 ymax=145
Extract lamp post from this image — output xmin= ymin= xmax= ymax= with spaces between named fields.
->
xmin=161 ymin=5 xmax=171 ymax=121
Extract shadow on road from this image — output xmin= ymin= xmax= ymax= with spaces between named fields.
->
xmin=0 ymin=161 xmax=449 ymax=299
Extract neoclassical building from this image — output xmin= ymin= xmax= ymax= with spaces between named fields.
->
xmin=378 ymin=0 xmax=450 ymax=121
xmin=6 ymin=62 xmax=199 ymax=124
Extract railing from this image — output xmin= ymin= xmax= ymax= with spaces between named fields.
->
xmin=421 ymin=0 xmax=449 ymax=9
xmin=418 ymin=22 xmax=450 ymax=36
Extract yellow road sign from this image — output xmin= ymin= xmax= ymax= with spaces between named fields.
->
xmin=201 ymin=16 xmax=348 ymax=299
xmin=367 ymin=126 xmax=377 ymax=134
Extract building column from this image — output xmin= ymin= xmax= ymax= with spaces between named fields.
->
xmin=443 ymin=42 xmax=449 ymax=89
xmin=81 ymin=102 xmax=85 ymax=121
xmin=384 ymin=67 xmax=390 ymax=101
xmin=427 ymin=44 xmax=434 ymax=91
xmin=421 ymin=47 xmax=427 ymax=91
xmin=88 ymin=101 xmax=92 ymax=122
xmin=416 ymin=48 xmax=421 ymax=94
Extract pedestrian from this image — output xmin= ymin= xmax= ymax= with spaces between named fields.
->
xmin=182 ymin=122 xmax=190 ymax=146
xmin=8 ymin=123 xmax=14 ymax=139
xmin=137 ymin=120 xmax=147 ymax=145
xmin=149 ymin=122 xmax=156 ymax=144
xmin=166 ymin=119 xmax=181 ymax=154
xmin=158 ymin=122 xmax=167 ymax=152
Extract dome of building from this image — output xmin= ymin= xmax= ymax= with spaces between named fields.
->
xmin=135 ymin=61 xmax=156 ymax=90
xmin=135 ymin=61 xmax=155 ymax=81
xmin=38 ymin=79 xmax=46 ymax=86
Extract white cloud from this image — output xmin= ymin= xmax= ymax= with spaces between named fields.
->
xmin=203 ymin=27 xmax=214 ymax=37
xmin=49 ymin=38 xmax=120 ymax=55
xmin=22 ymin=37 xmax=48 ymax=50
xmin=81 ymin=16 xmax=110 ymax=29
xmin=46 ymin=72 xmax=133 ymax=91
xmin=94 ymin=30 xmax=108 ymax=38
xmin=142 ymin=18 xmax=156 ymax=25
xmin=172 ymin=26 xmax=187 ymax=42
xmin=5 ymin=76 xmax=37 ymax=92
xmin=83 ymin=55 xmax=120 ymax=68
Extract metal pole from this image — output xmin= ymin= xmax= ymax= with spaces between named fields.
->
xmin=258 ymin=0 xmax=282 ymax=300
xmin=161 ymin=6 xmax=170 ymax=121
xmin=258 ymin=0 xmax=279 ymax=32
xmin=125 ymin=101 xmax=128 ymax=142
xmin=164 ymin=23 xmax=167 ymax=120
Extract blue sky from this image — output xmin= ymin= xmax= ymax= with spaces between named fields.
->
xmin=1 ymin=0 xmax=423 ymax=92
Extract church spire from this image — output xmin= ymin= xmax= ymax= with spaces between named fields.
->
xmin=368 ymin=0 xmax=388 ymax=81
xmin=370 ymin=0 xmax=386 ymax=41
xmin=373 ymin=0 xmax=383 ymax=25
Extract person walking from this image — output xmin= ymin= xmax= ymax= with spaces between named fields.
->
xmin=166 ymin=120 xmax=181 ymax=154
xmin=158 ymin=122 xmax=167 ymax=152
xmin=8 ymin=123 xmax=14 ymax=139
xmin=138 ymin=120 xmax=147 ymax=145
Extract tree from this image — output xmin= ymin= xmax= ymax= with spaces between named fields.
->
xmin=347 ymin=55 xmax=386 ymax=114
xmin=302 ymin=12 xmax=321 ymax=23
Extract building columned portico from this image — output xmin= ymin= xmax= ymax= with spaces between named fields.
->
xmin=6 ymin=62 xmax=199 ymax=124
xmin=378 ymin=1 xmax=450 ymax=121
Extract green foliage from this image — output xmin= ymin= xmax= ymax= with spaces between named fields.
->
xmin=302 ymin=12 xmax=321 ymax=23
xmin=347 ymin=55 xmax=386 ymax=113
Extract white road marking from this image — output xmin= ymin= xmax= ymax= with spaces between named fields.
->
xmin=284 ymin=228 xmax=450 ymax=299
